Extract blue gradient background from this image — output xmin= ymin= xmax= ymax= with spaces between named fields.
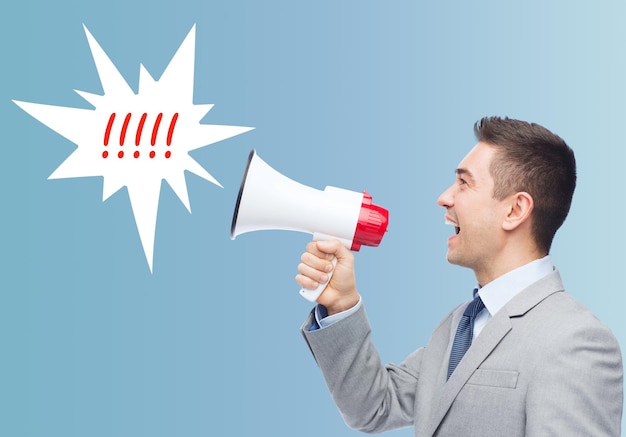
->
xmin=2 ymin=1 xmax=625 ymax=436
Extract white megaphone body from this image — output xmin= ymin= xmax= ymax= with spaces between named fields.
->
xmin=231 ymin=150 xmax=389 ymax=302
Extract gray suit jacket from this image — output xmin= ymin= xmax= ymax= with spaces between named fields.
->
xmin=302 ymin=271 xmax=623 ymax=436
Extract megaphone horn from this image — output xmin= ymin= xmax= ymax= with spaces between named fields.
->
xmin=230 ymin=149 xmax=389 ymax=301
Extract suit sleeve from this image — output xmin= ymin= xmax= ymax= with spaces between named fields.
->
xmin=301 ymin=304 xmax=423 ymax=433
xmin=525 ymin=317 xmax=623 ymax=436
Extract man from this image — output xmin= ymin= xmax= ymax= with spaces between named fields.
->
xmin=297 ymin=117 xmax=623 ymax=436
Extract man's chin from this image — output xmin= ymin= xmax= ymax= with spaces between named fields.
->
xmin=445 ymin=252 xmax=466 ymax=268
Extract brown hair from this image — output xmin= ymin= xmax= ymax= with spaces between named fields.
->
xmin=474 ymin=116 xmax=577 ymax=253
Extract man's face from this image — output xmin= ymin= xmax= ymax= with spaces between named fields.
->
xmin=437 ymin=142 xmax=510 ymax=277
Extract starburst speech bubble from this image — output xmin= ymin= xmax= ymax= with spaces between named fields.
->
xmin=13 ymin=25 xmax=253 ymax=272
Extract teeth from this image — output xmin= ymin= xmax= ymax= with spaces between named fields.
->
xmin=445 ymin=219 xmax=460 ymax=234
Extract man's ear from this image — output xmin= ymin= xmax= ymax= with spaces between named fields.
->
xmin=502 ymin=192 xmax=534 ymax=231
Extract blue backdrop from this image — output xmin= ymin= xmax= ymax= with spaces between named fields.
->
xmin=2 ymin=1 xmax=625 ymax=436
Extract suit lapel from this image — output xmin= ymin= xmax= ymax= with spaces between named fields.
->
xmin=426 ymin=313 xmax=512 ymax=435
xmin=426 ymin=271 xmax=565 ymax=435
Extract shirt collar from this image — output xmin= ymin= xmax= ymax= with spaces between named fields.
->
xmin=477 ymin=255 xmax=555 ymax=317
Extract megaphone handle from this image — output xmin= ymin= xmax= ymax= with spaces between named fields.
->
xmin=299 ymin=258 xmax=337 ymax=302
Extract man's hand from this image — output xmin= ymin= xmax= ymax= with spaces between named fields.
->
xmin=296 ymin=240 xmax=360 ymax=315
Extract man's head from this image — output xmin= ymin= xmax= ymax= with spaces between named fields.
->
xmin=474 ymin=116 xmax=577 ymax=253
xmin=438 ymin=117 xmax=576 ymax=284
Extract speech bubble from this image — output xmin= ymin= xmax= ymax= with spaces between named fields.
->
xmin=14 ymin=25 xmax=253 ymax=271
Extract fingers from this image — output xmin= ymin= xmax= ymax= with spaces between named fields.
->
xmin=301 ymin=249 xmax=334 ymax=273
xmin=295 ymin=273 xmax=324 ymax=290
xmin=296 ymin=251 xmax=334 ymax=289
xmin=295 ymin=239 xmax=360 ymax=312
xmin=295 ymin=241 xmax=335 ymax=290
xmin=295 ymin=239 xmax=354 ymax=290
xmin=314 ymin=240 xmax=354 ymax=271
xmin=305 ymin=240 xmax=336 ymax=261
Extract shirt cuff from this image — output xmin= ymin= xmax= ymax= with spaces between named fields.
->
xmin=313 ymin=297 xmax=363 ymax=329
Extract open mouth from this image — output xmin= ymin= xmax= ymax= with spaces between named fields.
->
xmin=445 ymin=219 xmax=460 ymax=235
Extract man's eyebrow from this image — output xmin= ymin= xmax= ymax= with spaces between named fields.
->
xmin=455 ymin=168 xmax=474 ymax=180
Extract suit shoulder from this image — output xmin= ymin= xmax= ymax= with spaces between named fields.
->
xmin=526 ymin=290 xmax=621 ymax=350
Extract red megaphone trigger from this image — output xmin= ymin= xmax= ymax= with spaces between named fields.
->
xmin=351 ymin=191 xmax=389 ymax=251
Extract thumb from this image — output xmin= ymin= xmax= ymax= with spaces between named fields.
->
xmin=315 ymin=239 xmax=352 ymax=263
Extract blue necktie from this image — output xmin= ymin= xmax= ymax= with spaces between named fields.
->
xmin=447 ymin=290 xmax=485 ymax=380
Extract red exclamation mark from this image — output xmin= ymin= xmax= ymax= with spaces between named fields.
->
xmin=118 ymin=113 xmax=132 ymax=158
xmin=150 ymin=113 xmax=163 ymax=159
xmin=103 ymin=113 xmax=116 ymax=158
xmin=134 ymin=113 xmax=147 ymax=158
xmin=165 ymin=113 xmax=178 ymax=158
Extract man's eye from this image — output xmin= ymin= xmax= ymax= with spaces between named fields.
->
xmin=458 ymin=178 xmax=467 ymax=185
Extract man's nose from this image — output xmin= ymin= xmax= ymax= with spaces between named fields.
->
xmin=437 ymin=184 xmax=454 ymax=208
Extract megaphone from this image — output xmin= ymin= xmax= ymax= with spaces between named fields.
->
xmin=230 ymin=149 xmax=389 ymax=302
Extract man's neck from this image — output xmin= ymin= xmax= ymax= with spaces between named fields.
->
xmin=475 ymin=249 xmax=547 ymax=287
